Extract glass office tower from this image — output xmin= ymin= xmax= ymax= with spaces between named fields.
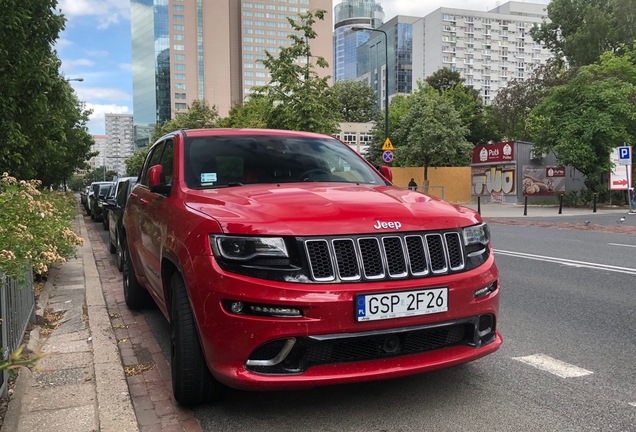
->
xmin=333 ymin=0 xmax=384 ymax=82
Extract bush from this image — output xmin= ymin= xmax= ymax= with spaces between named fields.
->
xmin=0 ymin=173 xmax=84 ymax=280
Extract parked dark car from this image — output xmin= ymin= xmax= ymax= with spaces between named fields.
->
xmin=105 ymin=177 xmax=137 ymax=271
xmin=89 ymin=182 xmax=114 ymax=222
xmin=101 ymin=182 xmax=118 ymax=230
xmin=86 ymin=181 xmax=113 ymax=216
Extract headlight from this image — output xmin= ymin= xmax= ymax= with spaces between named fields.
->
xmin=210 ymin=235 xmax=289 ymax=261
xmin=463 ymin=223 xmax=490 ymax=246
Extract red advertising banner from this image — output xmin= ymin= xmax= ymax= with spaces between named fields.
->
xmin=471 ymin=142 xmax=515 ymax=164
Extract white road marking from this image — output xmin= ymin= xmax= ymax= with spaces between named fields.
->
xmin=495 ymin=249 xmax=636 ymax=276
xmin=608 ymin=243 xmax=636 ymax=248
xmin=512 ymin=354 xmax=593 ymax=378
xmin=630 ymin=402 xmax=636 ymax=408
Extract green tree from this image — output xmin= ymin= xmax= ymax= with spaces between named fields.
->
xmin=0 ymin=0 xmax=94 ymax=185
xmin=394 ymin=84 xmax=471 ymax=181
xmin=125 ymin=147 xmax=150 ymax=177
xmin=530 ymin=0 xmax=636 ymax=67
xmin=425 ymin=68 xmax=501 ymax=145
xmin=492 ymin=59 xmax=568 ymax=140
xmin=330 ymin=80 xmax=380 ymax=123
xmin=252 ymin=10 xmax=340 ymax=134
xmin=217 ymin=96 xmax=269 ymax=129
xmin=150 ymin=99 xmax=219 ymax=143
xmin=527 ymin=52 xmax=636 ymax=192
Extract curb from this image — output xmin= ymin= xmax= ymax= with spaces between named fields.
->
xmin=0 ymin=368 xmax=32 ymax=432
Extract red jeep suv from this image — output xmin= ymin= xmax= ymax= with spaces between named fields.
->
xmin=122 ymin=128 xmax=501 ymax=405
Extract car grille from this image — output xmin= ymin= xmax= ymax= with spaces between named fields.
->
xmin=245 ymin=315 xmax=497 ymax=374
xmin=304 ymin=232 xmax=464 ymax=282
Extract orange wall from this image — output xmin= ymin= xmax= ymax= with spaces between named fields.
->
xmin=390 ymin=167 xmax=472 ymax=203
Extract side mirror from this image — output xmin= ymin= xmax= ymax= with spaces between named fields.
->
xmin=379 ymin=165 xmax=393 ymax=182
xmin=104 ymin=198 xmax=117 ymax=210
xmin=148 ymin=164 xmax=172 ymax=195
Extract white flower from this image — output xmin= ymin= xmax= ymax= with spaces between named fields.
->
xmin=40 ymin=212 xmax=45 ymax=218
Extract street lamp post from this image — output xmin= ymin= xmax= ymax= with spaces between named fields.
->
xmin=352 ymin=26 xmax=389 ymax=142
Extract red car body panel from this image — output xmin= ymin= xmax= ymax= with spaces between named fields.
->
xmin=124 ymin=128 xmax=501 ymax=392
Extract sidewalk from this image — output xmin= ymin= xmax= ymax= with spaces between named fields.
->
xmin=2 ymin=209 xmax=201 ymax=432
xmin=2 ymin=210 xmax=137 ymax=432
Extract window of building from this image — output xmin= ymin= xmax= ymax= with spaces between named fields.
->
xmin=175 ymin=103 xmax=187 ymax=110
xmin=173 ymin=5 xmax=184 ymax=11
xmin=174 ymin=34 xmax=184 ymax=41
xmin=174 ymin=93 xmax=187 ymax=99
xmin=173 ymin=24 xmax=185 ymax=31
xmin=175 ymin=63 xmax=185 ymax=71
xmin=174 ymin=73 xmax=186 ymax=80
xmin=244 ymin=37 xmax=253 ymax=42
xmin=173 ymin=14 xmax=184 ymax=21
xmin=175 ymin=83 xmax=186 ymax=90
xmin=173 ymin=44 xmax=185 ymax=51
xmin=174 ymin=54 xmax=185 ymax=60
xmin=244 ymin=11 xmax=253 ymax=17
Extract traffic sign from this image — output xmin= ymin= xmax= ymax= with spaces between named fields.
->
xmin=618 ymin=146 xmax=632 ymax=165
xmin=382 ymin=138 xmax=394 ymax=151
xmin=382 ymin=150 xmax=394 ymax=163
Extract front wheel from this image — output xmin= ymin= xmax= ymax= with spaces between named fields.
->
xmin=122 ymin=239 xmax=150 ymax=309
xmin=170 ymin=273 xmax=226 ymax=405
xmin=115 ymin=233 xmax=124 ymax=272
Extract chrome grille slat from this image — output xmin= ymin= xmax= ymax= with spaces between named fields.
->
xmin=305 ymin=231 xmax=465 ymax=282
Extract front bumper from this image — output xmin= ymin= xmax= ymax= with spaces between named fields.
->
xmin=187 ymin=253 xmax=501 ymax=391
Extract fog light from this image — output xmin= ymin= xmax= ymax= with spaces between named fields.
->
xmin=223 ymin=300 xmax=302 ymax=317
xmin=474 ymin=281 xmax=497 ymax=299
xmin=249 ymin=305 xmax=302 ymax=317
xmin=230 ymin=301 xmax=244 ymax=314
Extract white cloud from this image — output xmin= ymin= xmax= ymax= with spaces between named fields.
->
xmin=75 ymin=86 xmax=132 ymax=103
xmin=85 ymin=103 xmax=131 ymax=135
xmin=58 ymin=0 xmax=130 ymax=28
xmin=63 ymin=58 xmax=96 ymax=69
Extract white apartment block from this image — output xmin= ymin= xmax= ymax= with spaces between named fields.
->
xmin=104 ymin=113 xmax=135 ymax=176
xmin=412 ymin=1 xmax=553 ymax=105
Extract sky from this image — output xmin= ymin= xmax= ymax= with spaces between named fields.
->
xmin=57 ymin=0 xmax=550 ymax=135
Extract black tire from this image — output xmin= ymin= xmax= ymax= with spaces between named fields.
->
xmin=115 ymin=232 xmax=124 ymax=271
xmin=108 ymin=230 xmax=116 ymax=254
xmin=122 ymin=239 xmax=150 ymax=309
xmin=170 ymin=273 xmax=225 ymax=405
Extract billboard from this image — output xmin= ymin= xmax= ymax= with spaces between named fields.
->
xmin=522 ymin=166 xmax=566 ymax=196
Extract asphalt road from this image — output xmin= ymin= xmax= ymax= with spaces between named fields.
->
xmin=96 ymin=215 xmax=636 ymax=431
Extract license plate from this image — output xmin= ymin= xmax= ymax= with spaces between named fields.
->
xmin=355 ymin=288 xmax=448 ymax=322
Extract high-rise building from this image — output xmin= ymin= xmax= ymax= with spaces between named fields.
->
xmin=333 ymin=0 xmax=384 ymax=82
xmin=131 ymin=0 xmax=333 ymax=142
xmin=356 ymin=15 xmax=418 ymax=110
xmin=411 ymin=1 xmax=552 ymax=104
xmin=104 ymin=114 xmax=135 ymax=175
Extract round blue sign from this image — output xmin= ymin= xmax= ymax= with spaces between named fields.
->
xmin=382 ymin=150 xmax=394 ymax=163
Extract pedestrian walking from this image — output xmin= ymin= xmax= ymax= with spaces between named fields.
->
xmin=408 ymin=178 xmax=418 ymax=191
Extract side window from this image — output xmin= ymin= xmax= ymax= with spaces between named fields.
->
xmin=139 ymin=143 xmax=165 ymax=187
xmin=160 ymin=140 xmax=175 ymax=184
xmin=116 ymin=181 xmax=129 ymax=206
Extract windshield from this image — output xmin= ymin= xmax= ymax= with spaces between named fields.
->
xmin=183 ymin=135 xmax=387 ymax=189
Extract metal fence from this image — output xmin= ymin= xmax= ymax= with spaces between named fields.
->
xmin=421 ymin=185 xmax=445 ymax=201
xmin=0 ymin=270 xmax=35 ymax=398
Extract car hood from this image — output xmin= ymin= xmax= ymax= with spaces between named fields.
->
xmin=184 ymin=184 xmax=482 ymax=236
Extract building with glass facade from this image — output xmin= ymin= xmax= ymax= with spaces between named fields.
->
xmin=333 ymin=0 xmax=384 ymax=82
xmin=130 ymin=0 xmax=333 ymax=144
xmin=412 ymin=1 xmax=552 ymax=105
xmin=356 ymin=15 xmax=418 ymax=110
